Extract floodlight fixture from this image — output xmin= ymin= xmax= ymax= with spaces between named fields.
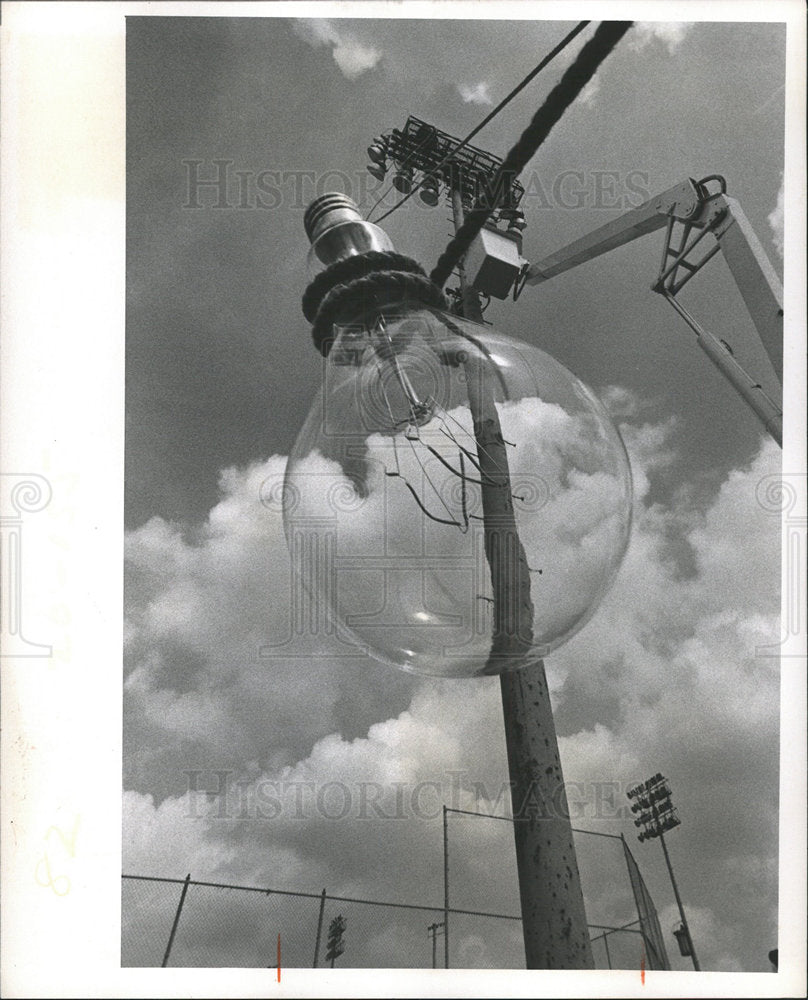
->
xmin=393 ymin=168 xmax=413 ymax=194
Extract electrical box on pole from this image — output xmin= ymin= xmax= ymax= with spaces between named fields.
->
xmin=673 ymin=923 xmax=693 ymax=957
xmin=465 ymin=225 xmax=526 ymax=300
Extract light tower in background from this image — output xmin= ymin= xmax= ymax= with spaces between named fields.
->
xmin=427 ymin=921 xmax=445 ymax=969
xmin=628 ymin=773 xmax=701 ymax=970
xmin=325 ymin=914 xmax=346 ymax=969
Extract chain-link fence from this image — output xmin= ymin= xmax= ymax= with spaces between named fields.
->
xmin=122 ymin=873 xmax=658 ymax=969
xmin=443 ymin=807 xmax=669 ymax=972
xmin=123 ymin=799 xmax=668 ymax=969
xmin=122 ymin=875 xmax=526 ymax=968
xmin=622 ymin=835 xmax=670 ymax=969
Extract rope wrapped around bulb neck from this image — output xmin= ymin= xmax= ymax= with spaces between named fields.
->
xmin=302 ymin=251 xmax=448 ymax=356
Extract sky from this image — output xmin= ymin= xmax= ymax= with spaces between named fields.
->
xmin=122 ymin=11 xmax=793 ymax=976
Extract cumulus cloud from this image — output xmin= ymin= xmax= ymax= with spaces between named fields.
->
xmin=600 ymin=384 xmax=648 ymax=421
xmin=123 ymin=390 xmax=781 ymax=970
xmin=458 ymin=81 xmax=493 ymax=106
xmin=629 ymin=22 xmax=694 ymax=54
xmin=123 ymin=455 xmax=419 ymax=801
xmin=768 ymin=173 xmax=784 ymax=257
xmin=292 ymin=18 xmax=381 ymax=79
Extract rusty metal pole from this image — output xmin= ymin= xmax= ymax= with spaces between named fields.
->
xmin=500 ymin=666 xmax=594 ymax=967
xmin=450 ymin=188 xmax=594 ymax=970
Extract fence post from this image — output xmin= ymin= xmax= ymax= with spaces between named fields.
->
xmin=161 ymin=873 xmax=191 ymax=967
xmin=603 ymin=932 xmax=612 ymax=970
xmin=312 ymin=888 xmax=327 ymax=968
xmin=443 ymin=805 xmax=449 ymax=969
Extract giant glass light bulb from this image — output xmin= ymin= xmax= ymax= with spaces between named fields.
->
xmin=284 ymin=194 xmax=633 ymax=678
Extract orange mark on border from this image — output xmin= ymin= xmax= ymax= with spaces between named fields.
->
xmin=640 ymin=941 xmax=646 ymax=984
xmin=277 ymin=933 xmax=281 ymax=983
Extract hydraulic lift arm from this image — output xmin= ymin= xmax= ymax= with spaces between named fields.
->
xmin=522 ymin=176 xmax=784 ymax=445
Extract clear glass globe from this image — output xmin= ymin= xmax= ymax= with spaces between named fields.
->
xmin=284 ymin=305 xmax=632 ymax=677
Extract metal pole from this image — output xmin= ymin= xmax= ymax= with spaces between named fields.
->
xmin=442 ymin=805 xmax=449 ymax=969
xmin=464 ymin=375 xmax=593 ymax=968
xmin=161 ymin=872 xmax=191 ymax=968
xmin=659 ymin=831 xmax=700 ymax=971
xmin=449 ymin=183 xmax=593 ymax=970
xmin=450 ymin=187 xmax=484 ymax=323
xmin=499 ymin=661 xmax=594 ymax=968
xmin=603 ymin=931 xmax=612 ymax=970
xmin=312 ymin=888 xmax=326 ymax=968
xmin=428 ymin=921 xmax=445 ymax=969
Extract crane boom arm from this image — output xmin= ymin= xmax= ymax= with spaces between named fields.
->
xmin=525 ymin=179 xmax=705 ymax=284
xmin=712 ymin=195 xmax=783 ymax=383
xmin=522 ymin=176 xmax=784 ymax=444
